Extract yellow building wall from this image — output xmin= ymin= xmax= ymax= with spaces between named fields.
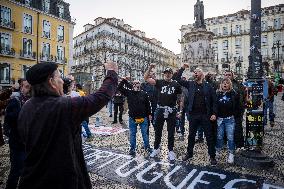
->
xmin=0 ymin=0 xmax=73 ymax=85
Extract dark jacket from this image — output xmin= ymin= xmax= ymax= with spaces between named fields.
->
xmin=141 ymin=82 xmax=158 ymax=105
xmin=118 ymin=79 xmax=151 ymax=119
xmin=4 ymin=92 xmax=27 ymax=149
xmin=216 ymin=90 xmax=241 ymax=118
xmin=17 ymin=71 xmax=118 ymax=189
xmin=175 ymin=68 xmax=217 ymax=116
xmin=113 ymin=90 xmax=125 ymax=104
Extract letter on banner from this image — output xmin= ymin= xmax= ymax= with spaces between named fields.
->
xmin=164 ymin=166 xmax=198 ymax=189
xmin=136 ymin=162 xmax=173 ymax=184
xmin=187 ymin=171 xmax=226 ymax=189
xmin=87 ymin=150 xmax=115 ymax=166
xmin=262 ymin=183 xmax=284 ymax=189
xmin=223 ymin=179 xmax=256 ymax=189
xmin=115 ymin=158 xmax=149 ymax=177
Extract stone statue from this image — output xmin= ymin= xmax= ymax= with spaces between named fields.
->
xmin=194 ymin=0 xmax=205 ymax=28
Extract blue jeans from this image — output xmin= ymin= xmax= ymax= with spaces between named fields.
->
xmin=263 ymin=99 xmax=275 ymax=125
xmin=129 ymin=117 xmax=150 ymax=150
xmin=216 ymin=117 xmax=235 ymax=154
xmin=81 ymin=120 xmax=92 ymax=138
xmin=108 ymin=100 xmax=113 ymax=116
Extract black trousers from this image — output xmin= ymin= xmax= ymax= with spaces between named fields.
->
xmin=113 ymin=103 xmax=124 ymax=122
xmin=154 ymin=108 xmax=176 ymax=151
xmin=187 ymin=114 xmax=216 ymax=158
xmin=234 ymin=113 xmax=244 ymax=148
xmin=0 ymin=123 xmax=5 ymax=146
xmin=147 ymin=102 xmax=157 ymax=135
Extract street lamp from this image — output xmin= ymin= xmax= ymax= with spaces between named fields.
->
xmin=271 ymin=40 xmax=284 ymax=73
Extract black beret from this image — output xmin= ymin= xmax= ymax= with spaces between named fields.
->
xmin=26 ymin=62 xmax=58 ymax=85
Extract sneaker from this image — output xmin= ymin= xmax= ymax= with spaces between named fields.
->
xmin=146 ymin=147 xmax=153 ymax=154
xmin=210 ymin=157 xmax=217 ymax=166
xmin=270 ymin=121 xmax=275 ymax=127
xmin=109 ymin=114 xmax=112 ymax=117
xmin=112 ymin=121 xmax=117 ymax=124
xmin=129 ymin=149 xmax=136 ymax=156
xmin=182 ymin=153 xmax=193 ymax=161
xmin=119 ymin=120 xmax=123 ymax=124
xmin=150 ymin=148 xmax=161 ymax=158
xmin=227 ymin=153 xmax=234 ymax=164
xmin=168 ymin=151 xmax=176 ymax=161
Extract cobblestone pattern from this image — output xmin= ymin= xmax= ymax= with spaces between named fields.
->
xmin=0 ymin=94 xmax=284 ymax=188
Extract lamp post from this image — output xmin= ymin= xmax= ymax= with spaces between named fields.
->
xmin=271 ymin=40 xmax=284 ymax=74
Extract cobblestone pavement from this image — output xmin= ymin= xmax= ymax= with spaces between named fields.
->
xmin=0 ymin=93 xmax=284 ymax=188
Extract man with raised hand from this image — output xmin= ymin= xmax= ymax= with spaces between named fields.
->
xmin=175 ymin=63 xmax=217 ymax=166
xmin=144 ymin=64 xmax=182 ymax=161
xmin=17 ymin=61 xmax=118 ymax=189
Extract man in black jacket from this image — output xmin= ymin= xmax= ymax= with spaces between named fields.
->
xmin=118 ymin=78 xmax=152 ymax=155
xmin=175 ymin=64 xmax=217 ymax=166
xmin=17 ymin=61 xmax=118 ymax=189
xmin=5 ymin=80 xmax=31 ymax=189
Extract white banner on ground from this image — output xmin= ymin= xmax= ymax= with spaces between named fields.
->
xmin=89 ymin=125 xmax=128 ymax=136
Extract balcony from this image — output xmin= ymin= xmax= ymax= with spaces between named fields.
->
xmin=58 ymin=35 xmax=64 ymax=42
xmin=40 ymin=54 xmax=54 ymax=62
xmin=0 ymin=48 xmax=15 ymax=57
xmin=20 ymin=50 xmax=36 ymax=60
xmin=23 ymin=26 xmax=32 ymax=34
xmin=43 ymin=31 xmax=50 ymax=38
xmin=55 ymin=57 xmax=67 ymax=64
xmin=0 ymin=18 xmax=15 ymax=30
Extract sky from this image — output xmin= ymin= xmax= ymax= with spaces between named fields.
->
xmin=65 ymin=0 xmax=282 ymax=54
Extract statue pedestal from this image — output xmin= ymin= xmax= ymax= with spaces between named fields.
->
xmin=182 ymin=28 xmax=216 ymax=73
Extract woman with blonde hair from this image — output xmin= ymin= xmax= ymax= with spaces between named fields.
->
xmin=215 ymin=78 xmax=240 ymax=164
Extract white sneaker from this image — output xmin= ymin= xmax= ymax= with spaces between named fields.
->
xmin=150 ymin=148 xmax=161 ymax=158
xmin=227 ymin=153 xmax=234 ymax=164
xmin=168 ymin=151 xmax=176 ymax=161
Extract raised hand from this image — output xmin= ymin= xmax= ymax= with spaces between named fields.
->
xmin=149 ymin=63 xmax=156 ymax=70
xmin=104 ymin=61 xmax=118 ymax=73
xmin=183 ymin=63 xmax=189 ymax=69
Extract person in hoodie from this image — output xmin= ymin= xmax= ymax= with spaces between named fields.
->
xmin=4 ymin=79 xmax=31 ymax=189
xmin=118 ymin=77 xmax=152 ymax=156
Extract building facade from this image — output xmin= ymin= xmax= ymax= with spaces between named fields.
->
xmin=72 ymin=17 xmax=180 ymax=92
xmin=0 ymin=0 xmax=75 ymax=88
xmin=180 ymin=4 xmax=284 ymax=77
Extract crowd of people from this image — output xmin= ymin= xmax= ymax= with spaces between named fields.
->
xmin=0 ymin=60 xmax=282 ymax=188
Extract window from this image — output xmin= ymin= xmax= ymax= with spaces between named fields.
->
xmin=0 ymin=63 xmax=10 ymax=84
xmin=42 ymin=0 xmax=50 ymax=13
xmin=261 ymin=48 xmax=268 ymax=57
xmin=43 ymin=20 xmax=50 ymax=38
xmin=273 ymin=18 xmax=281 ymax=29
xmin=222 ymin=27 xmax=228 ymax=35
xmin=212 ymin=28 xmax=218 ymax=35
xmin=0 ymin=6 xmax=11 ymax=26
xmin=235 ymin=25 xmax=242 ymax=34
xmin=24 ymin=0 xmax=31 ymax=6
xmin=22 ymin=38 xmax=32 ymax=56
xmin=23 ymin=13 xmax=32 ymax=34
xmin=235 ymin=38 xmax=242 ymax=48
xmin=261 ymin=35 xmax=268 ymax=45
xmin=273 ymin=33 xmax=280 ymax=43
xmin=57 ymin=25 xmax=64 ymax=41
xmin=261 ymin=21 xmax=268 ymax=31
xmin=0 ymin=32 xmax=12 ymax=51
xmin=222 ymin=40 xmax=228 ymax=49
xmin=42 ymin=43 xmax=50 ymax=59
xmin=22 ymin=65 xmax=30 ymax=78
xmin=57 ymin=46 xmax=64 ymax=61
xmin=58 ymin=4 xmax=64 ymax=18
